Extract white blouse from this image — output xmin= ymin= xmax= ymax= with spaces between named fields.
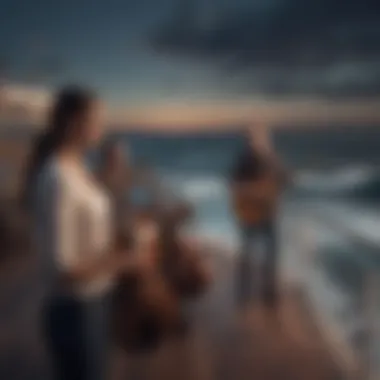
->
xmin=34 ymin=157 xmax=113 ymax=299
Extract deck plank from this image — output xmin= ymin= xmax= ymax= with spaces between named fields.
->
xmin=0 ymin=253 xmax=342 ymax=380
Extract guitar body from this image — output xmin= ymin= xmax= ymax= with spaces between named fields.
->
xmin=112 ymin=269 xmax=180 ymax=353
xmin=232 ymin=174 xmax=280 ymax=226
xmin=112 ymin=223 xmax=180 ymax=353
xmin=158 ymin=219 xmax=211 ymax=299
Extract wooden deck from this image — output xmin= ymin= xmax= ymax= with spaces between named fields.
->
xmin=0 ymin=253 xmax=343 ymax=380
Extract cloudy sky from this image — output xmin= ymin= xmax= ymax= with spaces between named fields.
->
xmin=0 ymin=0 xmax=379 ymax=127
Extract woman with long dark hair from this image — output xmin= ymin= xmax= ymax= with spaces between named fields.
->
xmin=23 ymin=86 xmax=134 ymax=380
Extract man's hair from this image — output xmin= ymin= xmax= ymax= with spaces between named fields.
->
xmin=230 ymin=147 xmax=269 ymax=182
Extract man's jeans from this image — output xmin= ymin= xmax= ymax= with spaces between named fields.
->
xmin=237 ymin=220 xmax=278 ymax=307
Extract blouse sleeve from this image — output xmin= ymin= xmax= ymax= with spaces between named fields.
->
xmin=38 ymin=165 xmax=80 ymax=271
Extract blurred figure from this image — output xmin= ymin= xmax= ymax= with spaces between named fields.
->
xmin=128 ymin=161 xmax=161 ymax=270
xmin=98 ymin=140 xmax=131 ymax=194
xmin=98 ymin=140 xmax=133 ymax=249
xmin=129 ymin=161 xmax=161 ymax=218
xmin=22 ymin=86 xmax=134 ymax=380
xmin=231 ymin=124 xmax=288 ymax=309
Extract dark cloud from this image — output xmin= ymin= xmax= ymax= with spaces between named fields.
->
xmin=150 ymin=0 xmax=380 ymax=97
xmin=224 ymin=62 xmax=380 ymax=98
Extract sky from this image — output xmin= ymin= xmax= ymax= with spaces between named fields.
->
xmin=0 ymin=0 xmax=379 ymax=128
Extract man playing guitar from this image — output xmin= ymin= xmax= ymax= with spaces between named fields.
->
xmin=230 ymin=126 xmax=289 ymax=309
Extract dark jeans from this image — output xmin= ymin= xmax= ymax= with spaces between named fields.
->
xmin=43 ymin=293 xmax=111 ymax=380
xmin=237 ymin=220 xmax=278 ymax=307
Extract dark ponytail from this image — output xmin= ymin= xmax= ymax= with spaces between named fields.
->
xmin=21 ymin=85 xmax=96 ymax=210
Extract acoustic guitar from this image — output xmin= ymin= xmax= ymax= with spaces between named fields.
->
xmin=231 ymin=173 xmax=280 ymax=226
xmin=112 ymin=220 xmax=180 ymax=352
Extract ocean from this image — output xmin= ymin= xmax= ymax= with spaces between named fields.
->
xmin=98 ymin=128 xmax=380 ymax=246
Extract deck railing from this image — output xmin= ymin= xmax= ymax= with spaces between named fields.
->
xmin=295 ymin=208 xmax=380 ymax=380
